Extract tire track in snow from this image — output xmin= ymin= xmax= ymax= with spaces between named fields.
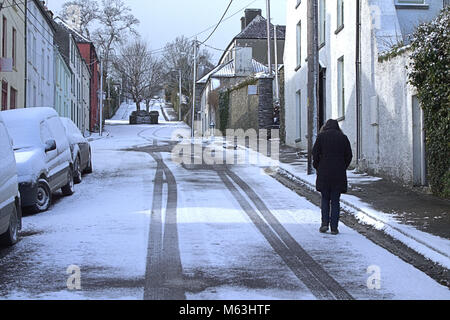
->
xmin=142 ymin=139 xmax=185 ymax=300
xmin=220 ymin=167 xmax=353 ymax=300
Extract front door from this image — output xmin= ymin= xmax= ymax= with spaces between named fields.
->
xmin=318 ymin=67 xmax=326 ymax=130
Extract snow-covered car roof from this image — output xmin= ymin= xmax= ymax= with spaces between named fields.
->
xmin=60 ymin=117 xmax=86 ymax=144
xmin=1 ymin=107 xmax=59 ymax=150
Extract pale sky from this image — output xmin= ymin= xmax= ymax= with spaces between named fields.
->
xmin=46 ymin=0 xmax=287 ymax=63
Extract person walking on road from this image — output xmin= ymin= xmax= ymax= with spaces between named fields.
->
xmin=312 ymin=119 xmax=353 ymax=235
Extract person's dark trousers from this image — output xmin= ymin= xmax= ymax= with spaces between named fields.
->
xmin=321 ymin=188 xmax=342 ymax=230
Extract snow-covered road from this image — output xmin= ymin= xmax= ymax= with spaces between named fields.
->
xmin=0 ymin=122 xmax=448 ymax=300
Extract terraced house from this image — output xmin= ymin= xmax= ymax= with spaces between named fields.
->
xmin=0 ymin=0 xmax=26 ymax=110
xmin=25 ymin=0 xmax=55 ymax=109
xmin=284 ymin=0 xmax=448 ymax=187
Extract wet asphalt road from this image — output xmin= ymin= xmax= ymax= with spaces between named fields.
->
xmin=0 ymin=123 xmax=449 ymax=300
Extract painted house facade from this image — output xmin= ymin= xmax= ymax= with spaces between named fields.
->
xmin=76 ymin=40 xmax=100 ymax=133
xmin=0 ymin=0 xmax=26 ymax=111
xmin=284 ymin=0 xmax=447 ymax=187
xmin=53 ymin=47 xmax=72 ymax=119
xmin=26 ymin=0 xmax=55 ymax=108
xmin=53 ymin=20 xmax=89 ymax=131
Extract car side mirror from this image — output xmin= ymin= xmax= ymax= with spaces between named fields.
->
xmin=45 ymin=140 xmax=57 ymax=153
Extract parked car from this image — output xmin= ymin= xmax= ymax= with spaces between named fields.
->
xmin=60 ymin=117 xmax=93 ymax=184
xmin=2 ymin=108 xmax=75 ymax=212
xmin=0 ymin=113 xmax=22 ymax=246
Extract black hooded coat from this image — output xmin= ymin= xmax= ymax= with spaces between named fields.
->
xmin=312 ymin=120 xmax=353 ymax=194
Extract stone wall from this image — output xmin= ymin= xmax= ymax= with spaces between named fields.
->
xmin=225 ymin=75 xmax=274 ymax=132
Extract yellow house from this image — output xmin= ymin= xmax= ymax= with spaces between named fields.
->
xmin=0 ymin=0 xmax=25 ymax=110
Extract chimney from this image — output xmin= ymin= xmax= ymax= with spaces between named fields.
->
xmin=244 ymin=9 xmax=262 ymax=28
xmin=241 ymin=17 xmax=246 ymax=31
xmin=234 ymin=47 xmax=253 ymax=77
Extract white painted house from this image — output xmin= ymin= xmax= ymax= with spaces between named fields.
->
xmin=26 ymin=0 xmax=55 ymax=108
xmin=284 ymin=0 xmax=447 ymax=187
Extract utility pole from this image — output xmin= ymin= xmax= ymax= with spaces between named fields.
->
xmin=192 ymin=38 xmax=198 ymax=138
xmin=307 ymin=0 xmax=319 ymax=175
xmin=274 ymin=24 xmax=280 ymax=102
xmin=179 ymin=69 xmax=182 ymax=121
xmin=99 ymin=56 xmax=104 ymax=136
xmin=266 ymin=0 xmax=272 ymax=75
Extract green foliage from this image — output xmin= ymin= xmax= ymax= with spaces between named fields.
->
xmin=218 ymin=91 xmax=230 ymax=135
xmin=408 ymin=7 xmax=450 ymax=198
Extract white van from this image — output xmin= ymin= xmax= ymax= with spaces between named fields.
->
xmin=2 ymin=108 xmax=75 ymax=212
xmin=0 ymin=113 xmax=22 ymax=246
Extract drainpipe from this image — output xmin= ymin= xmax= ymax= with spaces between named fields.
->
xmin=24 ymin=0 xmax=28 ymax=108
xmin=356 ymin=0 xmax=362 ymax=165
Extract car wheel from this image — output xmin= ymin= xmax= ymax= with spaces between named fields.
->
xmin=74 ymin=156 xmax=82 ymax=184
xmin=0 ymin=204 xmax=19 ymax=247
xmin=62 ymin=168 xmax=75 ymax=196
xmin=84 ymin=151 xmax=93 ymax=174
xmin=34 ymin=179 xmax=52 ymax=212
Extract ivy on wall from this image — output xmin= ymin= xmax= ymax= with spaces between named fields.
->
xmin=408 ymin=7 xmax=450 ymax=198
xmin=218 ymin=90 xmax=230 ymax=135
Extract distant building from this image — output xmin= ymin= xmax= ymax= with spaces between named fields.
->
xmin=220 ymin=9 xmax=285 ymax=67
xmin=53 ymin=19 xmax=89 ymax=131
xmin=283 ymin=0 xmax=447 ymax=187
xmin=55 ymin=18 xmax=100 ymax=132
xmin=0 ymin=0 xmax=26 ymax=110
xmin=25 ymin=0 xmax=55 ymax=109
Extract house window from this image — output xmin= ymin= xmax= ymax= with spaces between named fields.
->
xmin=1 ymin=81 xmax=8 ymax=110
xmin=296 ymin=21 xmax=302 ymax=68
xmin=396 ymin=0 xmax=425 ymax=3
xmin=337 ymin=0 xmax=344 ymax=29
xmin=319 ymin=0 xmax=326 ymax=46
xmin=32 ymin=36 xmax=36 ymax=66
xmin=10 ymin=87 xmax=17 ymax=109
xmin=296 ymin=90 xmax=302 ymax=140
xmin=12 ymin=28 xmax=16 ymax=67
xmin=2 ymin=16 xmax=7 ymax=58
xmin=337 ymin=56 xmax=345 ymax=118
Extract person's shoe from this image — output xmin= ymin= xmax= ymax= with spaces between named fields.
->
xmin=331 ymin=229 xmax=339 ymax=235
xmin=320 ymin=225 xmax=329 ymax=233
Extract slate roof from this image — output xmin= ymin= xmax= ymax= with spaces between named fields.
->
xmin=236 ymin=15 xmax=286 ymax=40
xmin=197 ymin=58 xmax=269 ymax=84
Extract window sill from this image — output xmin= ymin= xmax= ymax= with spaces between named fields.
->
xmin=319 ymin=42 xmax=325 ymax=50
xmin=295 ymin=64 xmax=302 ymax=72
xmin=335 ymin=25 xmax=344 ymax=35
xmin=395 ymin=4 xmax=429 ymax=10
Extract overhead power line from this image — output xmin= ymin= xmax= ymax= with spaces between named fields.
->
xmin=199 ymin=0 xmax=234 ymax=45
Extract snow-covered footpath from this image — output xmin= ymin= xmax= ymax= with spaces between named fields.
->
xmin=203 ymin=136 xmax=450 ymax=271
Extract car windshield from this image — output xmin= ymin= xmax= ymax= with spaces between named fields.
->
xmin=4 ymin=121 xmax=41 ymax=150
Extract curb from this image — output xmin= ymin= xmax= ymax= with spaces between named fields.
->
xmin=276 ymin=166 xmax=450 ymax=269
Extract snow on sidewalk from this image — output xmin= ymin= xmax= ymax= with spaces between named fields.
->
xmin=197 ymin=136 xmax=450 ymax=270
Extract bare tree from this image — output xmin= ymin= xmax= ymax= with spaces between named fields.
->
xmin=92 ymin=0 xmax=140 ymax=80
xmin=60 ymin=0 xmax=98 ymax=39
xmin=162 ymin=36 xmax=214 ymax=105
xmin=113 ymin=40 xmax=162 ymax=111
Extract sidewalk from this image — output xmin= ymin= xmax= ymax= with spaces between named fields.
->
xmin=276 ymin=144 xmax=450 ymax=270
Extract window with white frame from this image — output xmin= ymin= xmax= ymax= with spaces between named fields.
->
xmin=337 ymin=0 xmax=344 ymax=29
xmin=296 ymin=90 xmax=302 ymax=140
xmin=319 ymin=0 xmax=326 ymax=46
xmin=337 ymin=56 xmax=345 ymax=118
xmin=296 ymin=21 xmax=301 ymax=67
